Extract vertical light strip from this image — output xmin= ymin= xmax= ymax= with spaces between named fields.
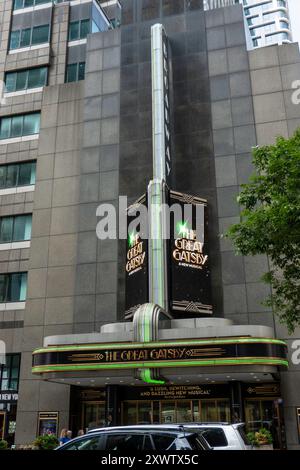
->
xmin=151 ymin=23 xmax=166 ymax=181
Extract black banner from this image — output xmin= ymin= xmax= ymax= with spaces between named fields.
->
xmin=125 ymin=194 xmax=148 ymax=319
xmin=169 ymin=191 xmax=212 ymax=315
xmin=0 ymin=391 xmax=18 ymax=402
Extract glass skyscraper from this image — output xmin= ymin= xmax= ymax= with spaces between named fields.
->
xmin=240 ymin=0 xmax=292 ymax=48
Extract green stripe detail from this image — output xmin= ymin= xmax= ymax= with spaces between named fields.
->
xmin=138 ymin=304 xmax=166 ymax=385
xmin=33 ymin=337 xmax=287 ymax=355
xmin=32 ymin=358 xmax=288 ymax=374
xmin=141 ymin=369 xmax=165 ymax=385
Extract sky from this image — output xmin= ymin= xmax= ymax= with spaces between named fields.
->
xmin=289 ymin=0 xmax=300 ymax=45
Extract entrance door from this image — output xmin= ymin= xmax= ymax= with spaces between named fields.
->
xmin=82 ymin=402 xmax=105 ymax=432
xmin=245 ymin=399 xmax=282 ymax=449
xmin=161 ymin=401 xmax=177 ymax=424
xmin=0 ymin=412 xmax=5 ymax=439
xmin=200 ymin=400 xmax=230 ymax=422
xmin=245 ymin=399 xmax=275 ymax=431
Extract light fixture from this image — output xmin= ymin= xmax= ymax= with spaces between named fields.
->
xmin=226 ymin=376 xmax=231 ymax=379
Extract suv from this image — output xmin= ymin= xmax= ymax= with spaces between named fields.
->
xmin=57 ymin=425 xmax=211 ymax=451
xmin=179 ymin=423 xmax=252 ymax=450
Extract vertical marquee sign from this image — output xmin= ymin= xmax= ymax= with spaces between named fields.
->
xmin=125 ymin=195 xmax=148 ymax=319
xmin=151 ymin=23 xmax=172 ymax=186
xmin=169 ymin=191 xmax=212 ymax=315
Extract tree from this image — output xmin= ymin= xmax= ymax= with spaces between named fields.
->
xmin=225 ymin=130 xmax=300 ymax=333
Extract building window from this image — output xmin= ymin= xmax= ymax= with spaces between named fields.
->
xmin=9 ymin=24 xmax=50 ymax=50
xmin=66 ymin=62 xmax=85 ymax=83
xmin=0 ymin=354 xmax=20 ymax=391
xmin=13 ymin=0 xmax=50 ymax=9
xmin=5 ymin=67 xmax=48 ymax=93
xmin=0 ymin=214 xmax=32 ymax=244
xmin=0 ymin=162 xmax=36 ymax=189
xmin=0 ymin=113 xmax=40 ymax=140
xmin=92 ymin=2 xmax=110 ymax=32
xmin=0 ymin=273 xmax=27 ymax=303
xmin=68 ymin=19 xmax=90 ymax=41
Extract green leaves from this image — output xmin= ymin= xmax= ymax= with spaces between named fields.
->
xmin=226 ymin=130 xmax=300 ymax=333
xmin=33 ymin=434 xmax=59 ymax=450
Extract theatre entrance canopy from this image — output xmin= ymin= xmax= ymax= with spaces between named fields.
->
xmin=32 ymin=315 xmax=288 ymax=387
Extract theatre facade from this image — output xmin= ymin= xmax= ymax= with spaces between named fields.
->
xmin=0 ymin=0 xmax=299 ymax=449
xmin=32 ymin=317 xmax=289 ymax=449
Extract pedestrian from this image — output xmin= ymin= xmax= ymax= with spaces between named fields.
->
xmin=59 ymin=428 xmax=69 ymax=446
xmin=77 ymin=429 xmax=85 ymax=437
xmin=105 ymin=414 xmax=113 ymax=427
xmin=66 ymin=430 xmax=73 ymax=440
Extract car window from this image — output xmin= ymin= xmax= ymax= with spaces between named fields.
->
xmin=152 ymin=434 xmax=176 ymax=451
xmin=105 ymin=434 xmax=144 ymax=451
xmin=198 ymin=428 xmax=228 ymax=447
xmin=143 ymin=435 xmax=154 ymax=451
xmin=188 ymin=434 xmax=209 ymax=450
xmin=236 ymin=425 xmax=251 ymax=446
xmin=61 ymin=436 xmax=103 ymax=450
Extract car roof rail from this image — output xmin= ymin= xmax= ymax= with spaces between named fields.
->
xmin=176 ymin=422 xmax=231 ymax=426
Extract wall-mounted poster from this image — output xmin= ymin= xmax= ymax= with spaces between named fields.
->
xmin=38 ymin=412 xmax=58 ymax=436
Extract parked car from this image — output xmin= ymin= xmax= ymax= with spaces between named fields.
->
xmin=56 ymin=425 xmax=211 ymax=451
xmin=177 ymin=423 xmax=252 ymax=450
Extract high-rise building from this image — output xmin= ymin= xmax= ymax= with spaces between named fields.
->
xmin=0 ymin=0 xmax=299 ymax=450
xmin=240 ymin=0 xmax=293 ymax=48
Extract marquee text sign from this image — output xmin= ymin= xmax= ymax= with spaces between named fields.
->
xmin=122 ymin=384 xmax=230 ymax=401
xmin=32 ymin=338 xmax=288 ymax=373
